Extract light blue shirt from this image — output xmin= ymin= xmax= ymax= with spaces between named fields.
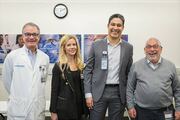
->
xmin=106 ymin=39 xmax=121 ymax=84
xmin=24 ymin=46 xmax=37 ymax=69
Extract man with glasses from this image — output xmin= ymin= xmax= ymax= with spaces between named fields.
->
xmin=2 ymin=22 xmax=49 ymax=120
xmin=126 ymin=37 xmax=180 ymax=120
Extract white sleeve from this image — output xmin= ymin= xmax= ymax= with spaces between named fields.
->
xmin=2 ymin=54 xmax=13 ymax=94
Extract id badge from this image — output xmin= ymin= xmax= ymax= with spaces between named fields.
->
xmin=101 ymin=57 xmax=107 ymax=70
xmin=39 ymin=65 xmax=47 ymax=83
xmin=164 ymin=110 xmax=174 ymax=120
xmin=101 ymin=51 xmax=108 ymax=70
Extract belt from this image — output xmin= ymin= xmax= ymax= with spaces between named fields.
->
xmin=105 ymin=84 xmax=119 ymax=87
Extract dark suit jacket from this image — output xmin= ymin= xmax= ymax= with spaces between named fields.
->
xmin=49 ymin=63 xmax=88 ymax=119
xmin=84 ymin=38 xmax=133 ymax=104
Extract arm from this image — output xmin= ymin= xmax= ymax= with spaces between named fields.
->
xmin=126 ymin=64 xmax=137 ymax=118
xmin=128 ymin=107 xmax=137 ymax=118
xmin=49 ymin=63 xmax=61 ymax=113
xmin=51 ymin=112 xmax=58 ymax=120
xmin=2 ymin=54 xmax=13 ymax=94
xmin=83 ymin=42 xmax=95 ymax=108
xmin=171 ymin=64 xmax=180 ymax=119
xmin=45 ymin=55 xmax=50 ymax=82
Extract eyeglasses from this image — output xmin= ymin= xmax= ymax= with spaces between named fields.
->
xmin=23 ymin=32 xmax=39 ymax=37
xmin=145 ymin=45 xmax=160 ymax=49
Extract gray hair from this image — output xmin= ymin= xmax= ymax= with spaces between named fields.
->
xmin=145 ymin=37 xmax=162 ymax=47
xmin=22 ymin=22 xmax=40 ymax=34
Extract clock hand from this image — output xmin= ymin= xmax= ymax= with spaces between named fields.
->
xmin=59 ymin=8 xmax=66 ymax=12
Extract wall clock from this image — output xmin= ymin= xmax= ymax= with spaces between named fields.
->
xmin=54 ymin=3 xmax=68 ymax=19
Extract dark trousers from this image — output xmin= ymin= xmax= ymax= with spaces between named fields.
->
xmin=135 ymin=105 xmax=174 ymax=120
xmin=90 ymin=85 xmax=125 ymax=120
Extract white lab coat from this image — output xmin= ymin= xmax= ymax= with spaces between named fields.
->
xmin=2 ymin=46 xmax=49 ymax=120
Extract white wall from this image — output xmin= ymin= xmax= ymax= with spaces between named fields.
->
xmin=0 ymin=0 xmax=180 ymax=67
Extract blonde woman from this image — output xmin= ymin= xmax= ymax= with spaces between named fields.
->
xmin=50 ymin=35 xmax=88 ymax=120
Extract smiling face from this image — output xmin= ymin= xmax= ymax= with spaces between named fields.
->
xmin=22 ymin=24 xmax=40 ymax=52
xmin=107 ymin=18 xmax=124 ymax=40
xmin=144 ymin=38 xmax=162 ymax=64
xmin=64 ymin=38 xmax=77 ymax=57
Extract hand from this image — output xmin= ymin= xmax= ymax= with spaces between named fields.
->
xmin=86 ymin=97 xmax=93 ymax=109
xmin=175 ymin=111 xmax=180 ymax=120
xmin=128 ymin=107 xmax=137 ymax=118
xmin=51 ymin=112 xmax=58 ymax=120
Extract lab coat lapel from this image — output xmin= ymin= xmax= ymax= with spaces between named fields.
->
xmin=31 ymin=50 xmax=41 ymax=87
xmin=22 ymin=47 xmax=33 ymax=70
xmin=33 ymin=50 xmax=40 ymax=72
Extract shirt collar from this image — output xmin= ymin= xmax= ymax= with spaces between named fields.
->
xmin=107 ymin=38 xmax=122 ymax=46
xmin=24 ymin=45 xmax=37 ymax=55
xmin=146 ymin=57 xmax=162 ymax=65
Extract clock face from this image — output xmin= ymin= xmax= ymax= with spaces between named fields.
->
xmin=54 ymin=4 xmax=68 ymax=18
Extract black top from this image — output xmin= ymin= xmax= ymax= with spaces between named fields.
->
xmin=71 ymin=70 xmax=83 ymax=119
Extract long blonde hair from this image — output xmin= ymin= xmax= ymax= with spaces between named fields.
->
xmin=58 ymin=34 xmax=84 ymax=73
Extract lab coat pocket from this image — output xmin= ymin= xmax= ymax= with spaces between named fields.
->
xmin=8 ymin=98 xmax=26 ymax=116
xmin=35 ymin=97 xmax=46 ymax=118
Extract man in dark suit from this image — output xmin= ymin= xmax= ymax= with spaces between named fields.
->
xmin=83 ymin=13 xmax=133 ymax=120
